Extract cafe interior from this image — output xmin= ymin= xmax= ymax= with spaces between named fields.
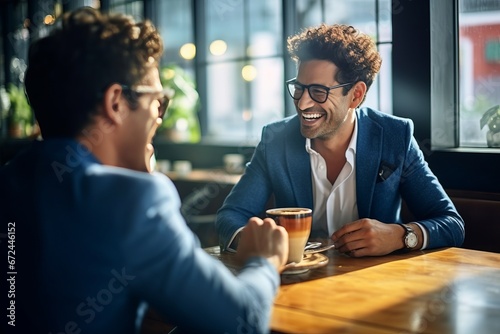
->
xmin=1 ymin=0 xmax=500 ymax=333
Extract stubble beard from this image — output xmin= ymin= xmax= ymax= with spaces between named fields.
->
xmin=300 ymin=112 xmax=346 ymax=141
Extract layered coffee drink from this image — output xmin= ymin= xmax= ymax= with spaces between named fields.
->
xmin=266 ymin=208 xmax=312 ymax=263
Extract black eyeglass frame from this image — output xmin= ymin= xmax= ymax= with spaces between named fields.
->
xmin=286 ymin=78 xmax=354 ymax=104
xmin=120 ymin=84 xmax=172 ymax=120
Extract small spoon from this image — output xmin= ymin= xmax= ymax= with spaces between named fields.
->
xmin=304 ymin=242 xmax=322 ymax=250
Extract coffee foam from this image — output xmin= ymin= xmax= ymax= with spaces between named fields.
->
xmin=266 ymin=208 xmax=311 ymax=215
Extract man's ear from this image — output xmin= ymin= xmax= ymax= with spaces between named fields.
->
xmin=102 ymin=83 xmax=127 ymax=125
xmin=349 ymin=81 xmax=367 ymax=109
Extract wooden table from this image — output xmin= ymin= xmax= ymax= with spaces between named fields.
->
xmin=204 ymin=246 xmax=500 ymax=333
xmin=165 ymin=168 xmax=242 ymax=185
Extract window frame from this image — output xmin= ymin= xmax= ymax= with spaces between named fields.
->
xmin=392 ymin=0 xmax=500 ymax=193
xmin=194 ymin=0 xmax=286 ymax=142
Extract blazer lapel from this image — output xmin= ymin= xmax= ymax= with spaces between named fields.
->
xmin=285 ymin=117 xmax=313 ymax=209
xmin=356 ymin=109 xmax=383 ymax=218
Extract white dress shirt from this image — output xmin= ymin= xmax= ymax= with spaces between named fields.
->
xmin=306 ymin=117 xmax=359 ymax=236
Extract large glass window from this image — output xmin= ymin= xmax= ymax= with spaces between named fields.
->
xmin=155 ymin=0 xmax=198 ymax=143
xmin=459 ymin=0 xmax=500 ymax=147
xmin=156 ymin=0 xmax=194 ymax=68
xmin=202 ymin=0 xmax=283 ymax=143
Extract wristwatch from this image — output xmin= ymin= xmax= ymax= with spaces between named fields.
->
xmin=401 ymin=224 xmax=418 ymax=250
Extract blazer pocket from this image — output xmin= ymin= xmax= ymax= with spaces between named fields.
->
xmin=377 ymin=161 xmax=396 ymax=183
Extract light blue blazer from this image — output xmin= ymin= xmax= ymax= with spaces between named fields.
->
xmin=0 ymin=139 xmax=279 ymax=334
xmin=216 ymin=107 xmax=465 ymax=250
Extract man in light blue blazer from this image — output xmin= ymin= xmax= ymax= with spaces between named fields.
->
xmin=216 ymin=24 xmax=464 ymax=256
xmin=0 ymin=8 xmax=288 ymax=334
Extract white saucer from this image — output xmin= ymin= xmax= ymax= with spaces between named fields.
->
xmin=282 ymin=253 xmax=329 ymax=275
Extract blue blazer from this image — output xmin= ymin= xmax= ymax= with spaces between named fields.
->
xmin=216 ymin=107 xmax=465 ymax=250
xmin=0 ymin=139 xmax=279 ymax=334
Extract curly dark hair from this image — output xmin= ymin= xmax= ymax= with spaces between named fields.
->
xmin=24 ymin=7 xmax=163 ymax=138
xmin=287 ymin=24 xmax=382 ymax=103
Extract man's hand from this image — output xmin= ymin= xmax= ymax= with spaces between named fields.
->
xmin=331 ymin=218 xmax=408 ymax=257
xmin=236 ymin=217 xmax=289 ymax=273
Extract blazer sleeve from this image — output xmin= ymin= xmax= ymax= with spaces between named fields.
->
xmin=123 ymin=174 xmax=280 ymax=334
xmin=398 ymin=123 xmax=465 ymax=248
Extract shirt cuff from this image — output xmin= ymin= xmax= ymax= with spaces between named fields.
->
xmin=226 ymin=226 xmax=245 ymax=253
xmin=414 ymin=222 xmax=428 ymax=250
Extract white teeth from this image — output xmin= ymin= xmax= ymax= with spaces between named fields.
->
xmin=302 ymin=113 xmax=322 ymax=120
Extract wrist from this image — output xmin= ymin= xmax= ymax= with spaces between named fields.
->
xmin=400 ymin=223 xmax=418 ymax=251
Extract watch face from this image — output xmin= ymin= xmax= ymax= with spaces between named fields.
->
xmin=406 ymin=233 xmax=418 ymax=248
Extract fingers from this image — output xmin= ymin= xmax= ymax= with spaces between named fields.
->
xmin=331 ymin=219 xmax=375 ymax=256
xmin=331 ymin=220 xmax=361 ymax=243
xmin=247 ymin=216 xmax=265 ymax=226
xmin=331 ymin=219 xmax=401 ymax=257
xmin=236 ymin=217 xmax=289 ymax=272
xmin=333 ymin=232 xmax=364 ymax=255
xmin=246 ymin=216 xmax=274 ymax=229
xmin=331 ymin=221 xmax=362 ymax=249
xmin=271 ymin=226 xmax=289 ymax=271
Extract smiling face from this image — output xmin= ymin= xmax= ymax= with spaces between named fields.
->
xmin=294 ymin=60 xmax=357 ymax=141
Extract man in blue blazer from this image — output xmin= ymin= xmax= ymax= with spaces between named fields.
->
xmin=216 ymin=24 xmax=464 ymax=257
xmin=0 ymin=8 xmax=288 ymax=334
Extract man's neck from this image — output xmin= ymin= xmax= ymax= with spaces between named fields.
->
xmin=312 ymin=112 xmax=356 ymax=156
xmin=311 ymin=111 xmax=356 ymax=185
xmin=75 ymin=120 xmax=119 ymax=167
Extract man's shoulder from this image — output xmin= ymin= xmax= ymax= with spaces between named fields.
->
xmin=261 ymin=114 xmax=301 ymax=140
xmin=264 ymin=114 xmax=299 ymax=129
xmin=358 ymin=107 xmax=413 ymax=127
xmin=84 ymin=167 xmax=179 ymax=219
xmin=85 ymin=164 xmax=175 ymax=196
xmin=258 ymin=114 xmax=305 ymax=150
xmin=357 ymin=107 xmax=414 ymax=137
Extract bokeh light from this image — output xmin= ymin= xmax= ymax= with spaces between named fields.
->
xmin=241 ymin=65 xmax=257 ymax=82
xmin=209 ymin=40 xmax=227 ymax=56
xmin=180 ymin=43 xmax=196 ymax=60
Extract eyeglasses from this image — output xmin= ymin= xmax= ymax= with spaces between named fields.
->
xmin=120 ymin=85 xmax=173 ymax=119
xmin=286 ymin=78 xmax=353 ymax=104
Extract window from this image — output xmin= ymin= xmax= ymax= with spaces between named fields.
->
xmin=393 ymin=0 xmax=499 ymax=193
xmin=156 ymin=0 xmax=194 ymax=68
xmin=458 ymin=1 xmax=500 ymax=147
xmin=430 ymin=0 xmax=500 ymax=149
xmin=201 ymin=0 xmax=284 ymax=143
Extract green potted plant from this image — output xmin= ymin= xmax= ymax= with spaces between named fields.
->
xmin=7 ymin=83 xmax=33 ymax=138
xmin=480 ymin=104 xmax=500 ymax=147
xmin=159 ymin=64 xmax=201 ymax=143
